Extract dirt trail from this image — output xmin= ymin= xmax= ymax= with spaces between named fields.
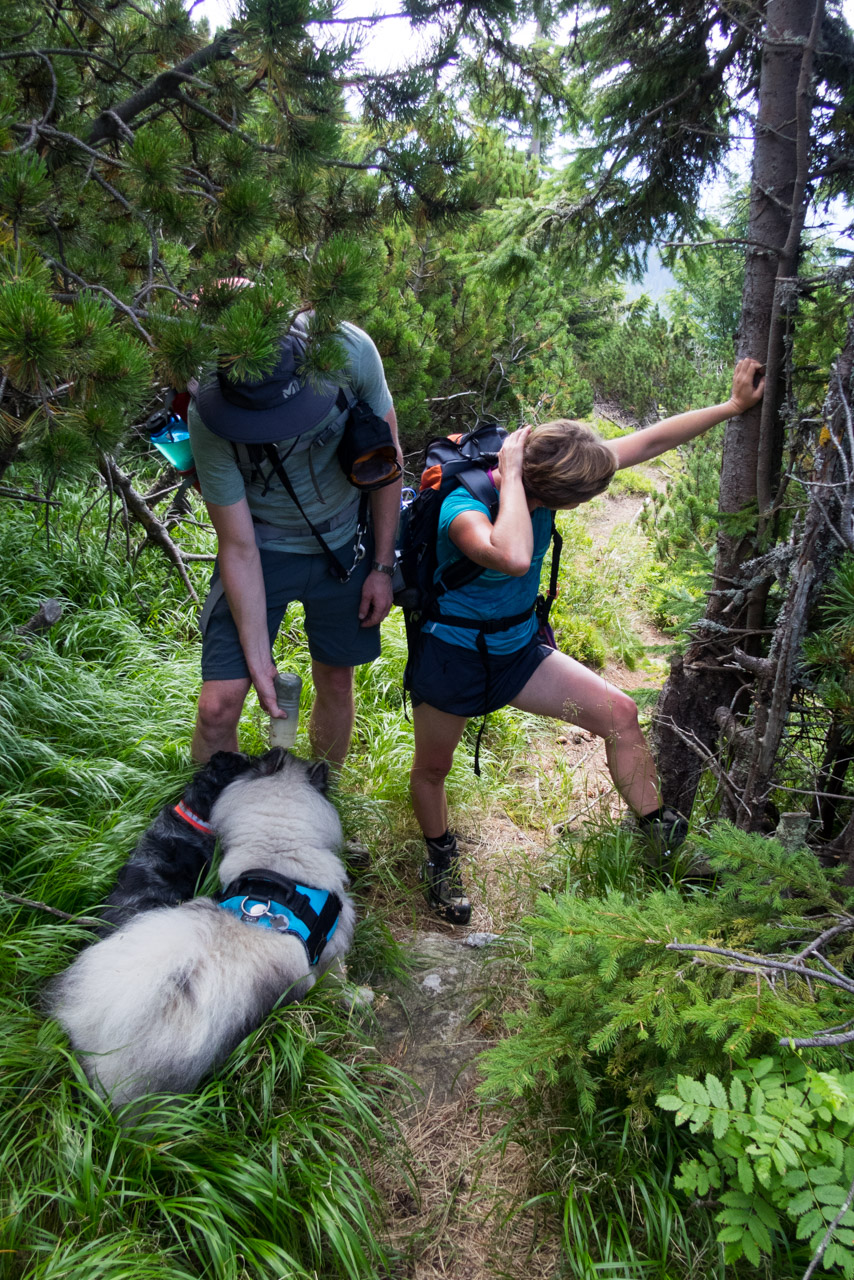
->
xmin=372 ymin=485 xmax=673 ymax=1279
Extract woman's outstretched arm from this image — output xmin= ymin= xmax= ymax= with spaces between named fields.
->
xmin=607 ymin=358 xmax=765 ymax=471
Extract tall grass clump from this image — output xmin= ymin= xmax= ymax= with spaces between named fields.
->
xmin=550 ymin=510 xmax=657 ymax=670
xmin=0 ymin=485 xmax=405 ymax=1279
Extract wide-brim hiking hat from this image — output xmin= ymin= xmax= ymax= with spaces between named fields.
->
xmin=195 ymin=323 xmax=339 ymax=444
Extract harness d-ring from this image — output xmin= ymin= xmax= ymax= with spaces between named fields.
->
xmin=241 ymin=897 xmax=271 ymax=919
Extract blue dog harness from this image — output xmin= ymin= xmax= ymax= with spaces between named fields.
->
xmin=217 ymin=868 xmax=342 ymax=967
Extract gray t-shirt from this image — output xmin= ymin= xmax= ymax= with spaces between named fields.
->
xmin=189 ymin=322 xmax=393 ymax=554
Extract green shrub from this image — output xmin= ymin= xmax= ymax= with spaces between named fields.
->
xmin=609 ymin=468 xmax=657 ymax=497
xmin=558 ymin=616 xmax=609 ymax=667
xmin=478 ymin=823 xmax=854 ymax=1118
xmin=582 ymin=297 xmax=724 ymax=420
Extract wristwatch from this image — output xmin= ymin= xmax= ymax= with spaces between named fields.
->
xmin=371 ymin=560 xmax=395 ymax=576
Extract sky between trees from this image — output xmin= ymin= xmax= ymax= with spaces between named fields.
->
xmin=193 ymin=0 xmax=853 ymax=253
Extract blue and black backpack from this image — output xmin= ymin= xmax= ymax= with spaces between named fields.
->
xmin=394 ymin=421 xmax=562 ymax=771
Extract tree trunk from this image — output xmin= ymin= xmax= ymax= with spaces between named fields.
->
xmin=654 ymin=0 xmax=823 ymax=816
xmin=0 ymin=431 xmax=22 ymax=484
xmin=811 ymin=721 xmax=854 ymax=838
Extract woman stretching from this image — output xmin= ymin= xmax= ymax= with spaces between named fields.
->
xmin=409 ymin=359 xmax=766 ymax=923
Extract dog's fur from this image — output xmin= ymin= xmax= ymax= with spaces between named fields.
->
xmin=46 ymin=751 xmax=355 ymax=1108
xmin=97 ymin=750 xmax=269 ymax=934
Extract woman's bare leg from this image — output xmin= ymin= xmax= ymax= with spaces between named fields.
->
xmin=410 ymin=702 xmax=469 ymax=838
xmin=510 ymin=650 xmax=660 ymax=815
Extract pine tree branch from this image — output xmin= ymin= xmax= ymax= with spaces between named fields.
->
xmin=808 ymin=155 xmax=854 ymax=181
xmin=37 ymin=251 xmax=154 ymax=346
xmin=662 ymin=237 xmax=770 ymax=251
xmin=85 ymin=30 xmax=239 ymax=146
xmin=0 ymin=46 xmax=144 ymax=84
xmin=35 ymin=124 xmax=130 ymax=167
xmin=169 ymin=90 xmax=279 ymax=153
xmin=316 ymin=11 xmax=410 ymax=23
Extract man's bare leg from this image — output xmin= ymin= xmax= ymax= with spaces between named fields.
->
xmin=309 ymin=660 xmax=355 ymax=768
xmin=191 ymin=677 xmax=251 ymax=762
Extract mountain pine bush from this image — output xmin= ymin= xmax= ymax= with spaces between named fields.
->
xmin=479 ymin=823 xmax=854 ymax=1116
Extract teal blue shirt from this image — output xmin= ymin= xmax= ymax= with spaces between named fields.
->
xmin=424 ymin=488 xmax=553 ymax=653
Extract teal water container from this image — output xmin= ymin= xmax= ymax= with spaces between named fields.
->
xmin=150 ymin=416 xmax=195 ymax=472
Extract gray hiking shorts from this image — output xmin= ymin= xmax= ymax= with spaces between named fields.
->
xmin=199 ymin=544 xmax=381 ymax=680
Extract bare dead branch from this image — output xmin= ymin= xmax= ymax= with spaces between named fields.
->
xmin=98 ymin=456 xmax=199 ymax=603
xmin=653 ymin=712 xmax=752 ymax=818
xmin=803 ymin=1173 xmax=854 ymax=1280
xmin=16 ymin=599 xmax=62 ymax=636
xmin=0 ymin=888 xmax=105 ymax=930
xmin=0 ymin=486 xmax=60 ymax=506
xmin=729 ymin=647 xmax=776 ymax=677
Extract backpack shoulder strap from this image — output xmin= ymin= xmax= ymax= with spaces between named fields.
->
xmin=535 ymin=513 xmax=563 ymax=629
xmin=260 ymin=443 xmax=364 ymax=582
xmin=432 ymin=465 xmax=499 ymax=598
xmin=231 ymin=439 xmax=268 ymax=488
xmin=456 ymin=465 xmax=499 ymax=520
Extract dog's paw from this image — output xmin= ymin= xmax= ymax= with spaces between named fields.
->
xmin=342 ymin=839 xmax=371 ymax=874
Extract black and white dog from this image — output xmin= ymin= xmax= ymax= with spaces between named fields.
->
xmin=96 ymin=750 xmax=272 ymax=934
xmin=46 ymin=750 xmax=356 ymax=1109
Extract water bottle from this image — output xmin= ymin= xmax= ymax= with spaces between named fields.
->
xmin=269 ymin=672 xmax=302 ymax=749
xmin=149 ymin=414 xmax=195 ymax=474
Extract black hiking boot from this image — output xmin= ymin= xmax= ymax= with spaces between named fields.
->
xmin=638 ymin=806 xmax=689 ymax=860
xmin=421 ymin=832 xmax=471 ymax=925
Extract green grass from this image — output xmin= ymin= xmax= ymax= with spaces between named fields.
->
xmin=0 ymin=980 xmax=405 ymax=1279
xmin=555 ymin=1111 xmax=725 ymax=1280
xmin=550 ymin=510 xmax=657 ymax=670
xmin=0 ymin=485 xmax=410 ymax=1279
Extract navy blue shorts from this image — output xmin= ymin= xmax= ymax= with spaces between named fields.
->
xmin=407 ymin=632 xmax=552 ymax=717
xmin=200 ymin=546 xmax=380 ymax=681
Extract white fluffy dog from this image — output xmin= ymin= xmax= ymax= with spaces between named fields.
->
xmin=46 ymin=751 xmax=355 ymax=1108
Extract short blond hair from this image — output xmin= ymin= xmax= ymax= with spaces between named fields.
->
xmin=521 ymin=419 xmax=617 ymax=508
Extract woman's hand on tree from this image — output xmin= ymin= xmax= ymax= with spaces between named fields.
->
xmin=729 ymin=358 xmax=766 ymax=414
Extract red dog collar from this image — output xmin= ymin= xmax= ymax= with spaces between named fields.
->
xmin=173 ymin=801 xmax=214 ymax=835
